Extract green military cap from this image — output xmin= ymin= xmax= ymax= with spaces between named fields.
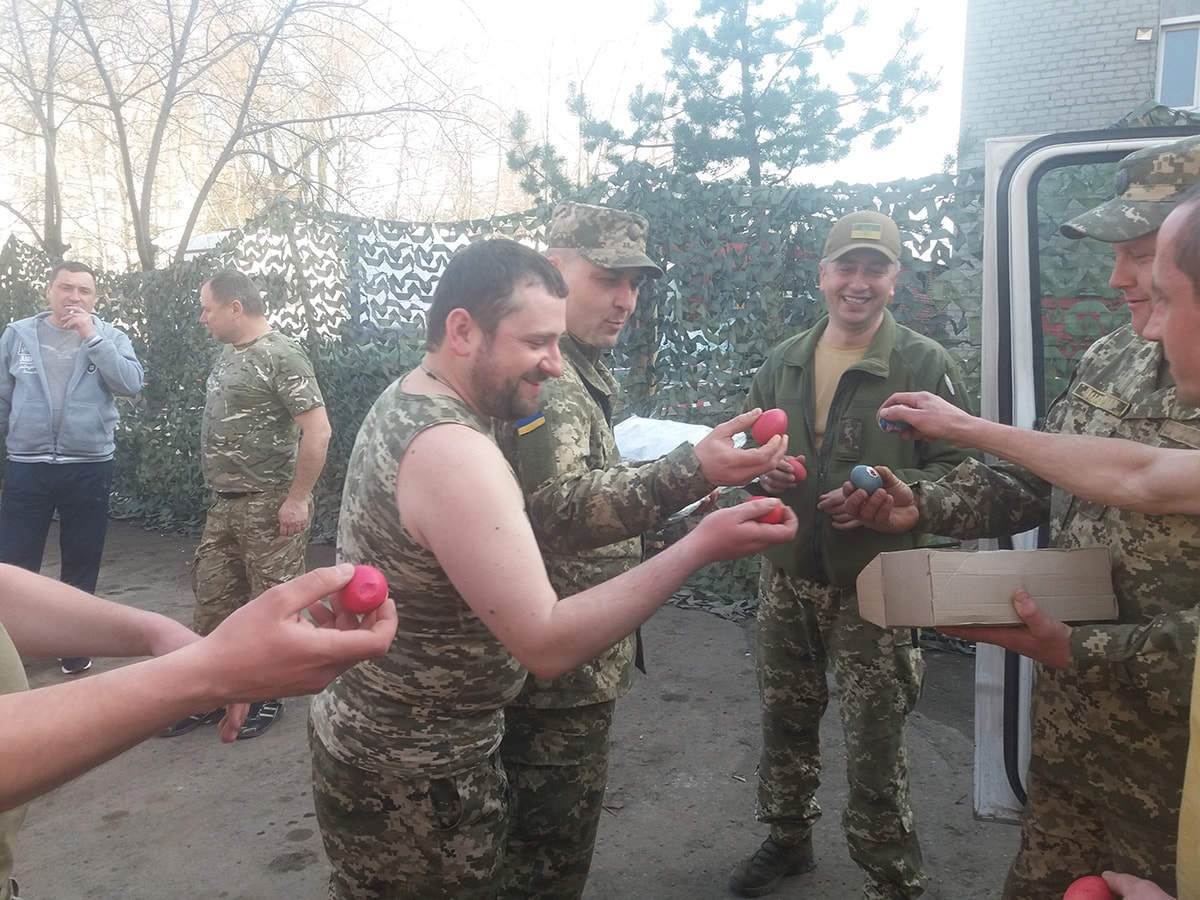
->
xmin=1060 ymin=134 xmax=1200 ymax=242
xmin=823 ymin=210 xmax=902 ymax=263
xmin=548 ymin=201 xmax=664 ymax=278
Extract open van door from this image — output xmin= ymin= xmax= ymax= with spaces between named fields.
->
xmin=975 ymin=125 xmax=1200 ymax=821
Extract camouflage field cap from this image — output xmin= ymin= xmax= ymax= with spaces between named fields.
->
xmin=548 ymin=201 xmax=664 ymax=278
xmin=823 ymin=210 xmax=901 ymax=264
xmin=1060 ymin=134 xmax=1200 ymax=242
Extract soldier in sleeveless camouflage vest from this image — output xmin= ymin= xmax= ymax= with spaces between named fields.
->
xmin=308 ymin=238 xmax=796 ymax=899
xmin=494 ymin=202 xmax=787 ymax=899
xmin=852 ymin=136 xmax=1200 ymax=899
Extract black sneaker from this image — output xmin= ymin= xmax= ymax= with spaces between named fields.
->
xmin=159 ymin=708 xmax=225 ymax=738
xmin=729 ymin=836 xmax=816 ymax=897
xmin=10 ymin=876 xmax=20 ymax=899
xmin=60 ymin=657 xmax=92 ymax=675
xmin=236 ymin=700 xmax=283 ymax=740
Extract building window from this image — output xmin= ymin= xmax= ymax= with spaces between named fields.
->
xmin=1161 ymin=19 xmax=1200 ymax=108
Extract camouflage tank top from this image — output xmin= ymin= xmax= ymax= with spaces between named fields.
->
xmin=310 ymin=378 xmax=526 ymax=777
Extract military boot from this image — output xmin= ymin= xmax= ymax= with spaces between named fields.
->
xmin=728 ymin=835 xmax=816 ymax=897
xmin=862 ymin=877 xmax=913 ymax=899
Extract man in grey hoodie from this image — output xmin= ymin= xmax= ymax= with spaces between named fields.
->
xmin=0 ymin=260 xmax=143 ymax=676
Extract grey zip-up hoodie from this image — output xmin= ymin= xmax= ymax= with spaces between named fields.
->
xmin=0 ymin=312 xmax=144 ymax=462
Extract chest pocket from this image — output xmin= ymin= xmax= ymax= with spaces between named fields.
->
xmin=832 ymin=417 xmax=863 ymax=461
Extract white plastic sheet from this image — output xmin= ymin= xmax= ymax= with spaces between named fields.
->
xmin=613 ymin=415 xmax=744 ymax=462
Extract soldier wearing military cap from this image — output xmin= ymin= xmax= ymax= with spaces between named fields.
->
xmin=494 ymin=201 xmax=789 ymax=899
xmin=845 ymin=133 xmax=1200 ymax=898
xmin=729 ymin=210 xmax=976 ymax=899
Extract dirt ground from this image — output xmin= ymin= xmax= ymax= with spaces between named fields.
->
xmin=13 ymin=520 xmax=1018 ymax=899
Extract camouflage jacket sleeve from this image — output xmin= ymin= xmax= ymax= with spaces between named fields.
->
xmin=496 ymin=337 xmax=714 ymax=555
xmin=913 ymin=457 xmax=1052 ymax=538
xmin=521 ymin=441 xmax=714 ymax=555
xmin=1070 ymin=607 xmax=1200 ymax=710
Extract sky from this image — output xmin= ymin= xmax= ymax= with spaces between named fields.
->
xmin=421 ymin=0 xmax=968 ymax=185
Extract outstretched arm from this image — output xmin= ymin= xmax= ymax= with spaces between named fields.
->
xmin=506 ymin=406 xmax=785 ymax=553
xmin=0 ymin=565 xmax=197 ymax=659
xmin=0 ymin=565 xmax=397 ymax=812
xmin=403 ymin=423 xmax=796 ymax=681
xmin=878 ymin=391 xmax=1200 ymax=515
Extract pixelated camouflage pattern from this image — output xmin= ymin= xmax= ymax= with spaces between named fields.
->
xmin=755 ymin=564 xmax=927 ymax=898
xmin=740 ymin=312 xmax=970 ymax=898
xmin=200 ymin=331 xmax=324 ymax=492
xmin=547 ymin=201 xmax=663 ymax=277
xmin=915 ymin=325 xmax=1200 ymax=896
xmin=493 ymin=332 xmax=715 ymax=898
xmin=310 ymin=380 xmax=525 ymax=780
xmin=494 ymin=334 xmax=714 ymax=708
xmin=311 ymin=718 xmax=509 ymax=899
xmin=0 ymin=621 xmax=28 ymax=900
xmin=1000 ymin=765 xmax=1175 ymax=899
xmin=190 ymin=488 xmax=308 ymax=635
xmin=1060 ymin=134 xmax=1200 ymax=242
xmin=498 ymin=702 xmax=615 ymax=899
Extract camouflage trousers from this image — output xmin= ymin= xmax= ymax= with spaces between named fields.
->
xmin=1001 ymin=763 xmax=1179 ymax=899
xmin=309 ymin=721 xmax=509 ymax=899
xmin=1000 ymin=666 xmax=1184 ymax=899
xmin=754 ymin=563 xmax=927 ymax=898
xmin=499 ymin=701 xmax=615 ymax=899
xmin=190 ymin=489 xmax=308 ymax=635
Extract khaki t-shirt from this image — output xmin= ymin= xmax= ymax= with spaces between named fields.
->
xmin=812 ymin=341 xmax=867 ymax=449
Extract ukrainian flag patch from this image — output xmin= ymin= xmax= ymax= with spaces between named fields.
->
xmin=517 ymin=412 xmax=546 ymax=435
xmin=849 ymin=223 xmax=883 ymax=241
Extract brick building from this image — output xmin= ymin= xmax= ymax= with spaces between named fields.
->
xmin=959 ymin=0 xmax=1200 ymax=168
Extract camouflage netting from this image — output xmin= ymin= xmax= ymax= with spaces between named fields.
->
xmin=0 ymin=157 xmax=1123 ymax=617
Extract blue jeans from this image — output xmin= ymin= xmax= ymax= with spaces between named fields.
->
xmin=0 ymin=460 xmax=114 ymax=592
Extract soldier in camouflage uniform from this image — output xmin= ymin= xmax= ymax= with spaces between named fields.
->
xmin=730 ymin=211 xmax=976 ymax=900
xmin=307 ymin=238 xmax=795 ymax=898
xmin=1144 ymin=186 xmax=1200 ymax=900
xmin=162 ymin=269 xmax=331 ymax=741
xmin=850 ymin=136 xmax=1200 ymax=899
xmin=494 ymin=202 xmax=787 ymax=899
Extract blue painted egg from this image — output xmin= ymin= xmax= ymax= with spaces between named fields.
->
xmin=878 ymin=415 xmax=912 ymax=434
xmin=850 ymin=465 xmax=884 ymax=493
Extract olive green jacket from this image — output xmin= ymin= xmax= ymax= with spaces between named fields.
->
xmin=747 ymin=309 xmax=974 ymax=585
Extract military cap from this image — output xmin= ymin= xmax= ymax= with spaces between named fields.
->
xmin=547 ymin=201 xmax=664 ymax=278
xmin=1060 ymin=134 xmax=1200 ymax=242
xmin=823 ymin=210 xmax=901 ymax=264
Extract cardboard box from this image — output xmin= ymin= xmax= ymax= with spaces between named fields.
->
xmin=856 ymin=547 xmax=1117 ymax=628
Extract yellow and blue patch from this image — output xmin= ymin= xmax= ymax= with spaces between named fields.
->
xmin=517 ymin=412 xmax=546 ymax=435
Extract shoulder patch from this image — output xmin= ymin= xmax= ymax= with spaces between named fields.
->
xmin=513 ymin=410 xmax=557 ymax=491
xmin=517 ymin=412 xmax=546 ymax=435
xmin=1160 ymin=420 xmax=1200 ymax=450
xmin=1070 ymin=382 xmax=1131 ymax=419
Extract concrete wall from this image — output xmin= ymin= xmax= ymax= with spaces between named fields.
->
xmin=957 ymin=0 xmax=1199 ymax=168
